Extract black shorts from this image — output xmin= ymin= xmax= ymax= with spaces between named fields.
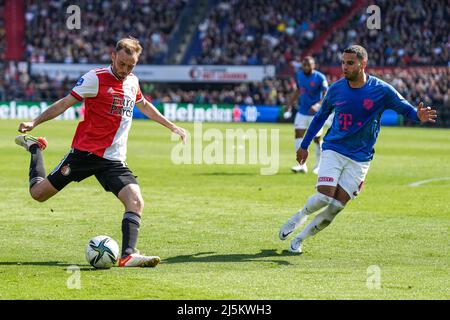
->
xmin=47 ymin=149 xmax=138 ymax=196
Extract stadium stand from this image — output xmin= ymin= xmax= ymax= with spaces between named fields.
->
xmin=1 ymin=0 xmax=449 ymax=126
xmin=185 ymin=0 xmax=353 ymax=70
xmin=0 ymin=1 xmax=5 ymax=62
xmin=23 ymin=0 xmax=187 ymax=64
xmin=315 ymin=0 xmax=449 ymax=67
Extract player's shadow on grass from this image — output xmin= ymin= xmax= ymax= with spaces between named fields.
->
xmin=0 ymin=261 xmax=95 ymax=271
xmin=162 ymin=249 xmax=293 ymax=266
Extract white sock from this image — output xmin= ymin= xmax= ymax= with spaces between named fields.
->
xmin=297 ymin=199 xmax=345 ymax=241
xmin=295 ymin=138 xmax=303 ymax=152
xmin=291 ymin=193 xmax=334 ymax=224
xmin=314 ymin=141 xmax=322 ymax=167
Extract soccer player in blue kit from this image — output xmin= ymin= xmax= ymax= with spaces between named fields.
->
xmin=286 ymin=56 xmax=329 ymax=174
xmin=279 ymin=45 xmax=437 ymax=253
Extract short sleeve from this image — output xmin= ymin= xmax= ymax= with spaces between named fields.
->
xmin=70 ymin=70 xmax=99 ymax=101
xmin=136 ymin=85 xmax=143 ymax=103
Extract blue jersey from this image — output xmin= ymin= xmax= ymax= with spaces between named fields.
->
xmin=301 ymin=75 xmax=420 ymax=162
xmin=295 ymin=70 xmax=328 ymax=115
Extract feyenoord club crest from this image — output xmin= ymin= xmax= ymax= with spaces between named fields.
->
xmin=61 ymin=164 xmax=71 ymax=176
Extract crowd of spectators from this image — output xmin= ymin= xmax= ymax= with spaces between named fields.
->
xmin=369 ymin=67 xmax=449 ymax=111
xmin=1 ymin=0 xmax=448 ymax=126
xmin=315 ymin=0 xmax=449 ymax=67
xmin=189 ymin=0 xmax=352 ymax=70
xmin=2 ymin=61 xmax=448 ymax=120
xmin=24 ymin=0 xmax=187 ymax=64
xmin=149 ymin=78 xmax=292 ymax=106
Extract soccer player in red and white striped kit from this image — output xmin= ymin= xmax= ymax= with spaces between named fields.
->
xmin=15 ymin=37 xmax=186 ymax=267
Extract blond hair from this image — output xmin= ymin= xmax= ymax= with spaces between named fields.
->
xmin=115 ymin=37 xmax=142 ymax=56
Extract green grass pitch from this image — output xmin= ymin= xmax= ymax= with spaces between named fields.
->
xmin=0 ymin=119 xmax=449 ymax=299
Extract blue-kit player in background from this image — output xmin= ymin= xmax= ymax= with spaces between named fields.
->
xmin=285 ymin=56 xmax=329 ymax=174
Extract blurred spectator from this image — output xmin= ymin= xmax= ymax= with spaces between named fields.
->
xmin=24 ymin=0 xmax=187 ymax=64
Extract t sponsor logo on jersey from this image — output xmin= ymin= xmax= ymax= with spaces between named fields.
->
xmin=339 ymin=112 xmax=353 ymax=130
xmin=110 ymin=95 xmax=134 ymax=118
xmin=309 ymin=81 xmax=316 ymax=87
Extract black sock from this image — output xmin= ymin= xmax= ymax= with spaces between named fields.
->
xmin=29 ymin=144 xmax=46 ymax=189
xmin=121 ymin=211 xmax=141 ymax=258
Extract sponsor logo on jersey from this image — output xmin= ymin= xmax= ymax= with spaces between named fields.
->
xmin=110 ymin=95 xmax=134 ymax=118
xmin=75 ymin=78 xmax=84 ymax=86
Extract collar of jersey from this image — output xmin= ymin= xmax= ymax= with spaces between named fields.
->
xmin=108 ymin=65 xmax=124 ymax=81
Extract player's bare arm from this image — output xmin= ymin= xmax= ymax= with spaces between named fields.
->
xmin=417 ymin=102 xmax=437 ymax=123
xmin=136 ymin=99 xmax=187 ymax=143
xmin=286 ymin=88 xmax=300 ymax=111
xmin=310 ymin=89 xmax=327 ymax=114
xmin=18 ymin=94 xmax=79 ymax=132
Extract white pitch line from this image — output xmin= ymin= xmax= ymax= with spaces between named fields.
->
xmin=409 ymin=177 xmax=450 ymax=187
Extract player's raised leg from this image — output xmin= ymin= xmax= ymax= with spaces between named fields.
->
xmin=116 ymin=183 xmax=160 ymax=267
xmin=15 ymin=134 xmax=59 ymax=202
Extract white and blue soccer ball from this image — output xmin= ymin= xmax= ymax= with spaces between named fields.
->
xmin=85 ymin=235 xmax=119 ymax=269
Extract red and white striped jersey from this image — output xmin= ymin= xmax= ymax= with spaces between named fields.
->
xmin=70 ymin=66 xmax=144 ymax=161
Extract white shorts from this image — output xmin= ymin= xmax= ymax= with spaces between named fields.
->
xmin=294 ymin=112 xmax=323 ymax=136
xmin=316 ymin=150 xmax=370 ymax=199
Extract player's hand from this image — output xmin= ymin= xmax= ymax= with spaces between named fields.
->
xmin=18 ymin=121 xmax=35 ymax=133
xmin=417 ymin=102 xmax=437 ymax=123
xmin=283 ymin=106 xmax=292 ymax=119
xmin=310 ymin=102 xmax=321 ymax=114
xmin=172 ymin=125 xmax=187 ymax=144
xmin=296 ymin=148 xmax=308 ymax=165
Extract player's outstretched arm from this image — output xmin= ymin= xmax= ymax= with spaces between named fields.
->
xmin=136 ymin=99 xmax=186 ymax=143
xmin=18 ymin=94 xmax=79 ymax=133
xmin=417 ymin=102 xmax=437 ymax=123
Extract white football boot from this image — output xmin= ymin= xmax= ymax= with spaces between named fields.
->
xmin=289 ymin=236 xmax=303 ymax=254
xmin=279 ymin=215 xmax=307 ymax=240
xmin=118 ymin=253 xmax=161 ymax=268
xmin=15 ymin=134 xmax=48 ymax=151
xmin=291 ymin=164 xmax=308 ymax=173
xmin=313 ymin=165 xmax=319 ymax=175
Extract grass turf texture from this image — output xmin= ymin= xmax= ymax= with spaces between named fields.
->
xmin=0 ymin=119 xmax=449 ymax=299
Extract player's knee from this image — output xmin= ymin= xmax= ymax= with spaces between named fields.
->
xmin=30 ymin=188 xmax=48 ymax=202
xmin=130 ymin=194 xmax=144 ymax=215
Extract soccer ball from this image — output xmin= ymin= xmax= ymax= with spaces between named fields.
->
xmin=85 ymin=235 xmax=119 ymax=269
